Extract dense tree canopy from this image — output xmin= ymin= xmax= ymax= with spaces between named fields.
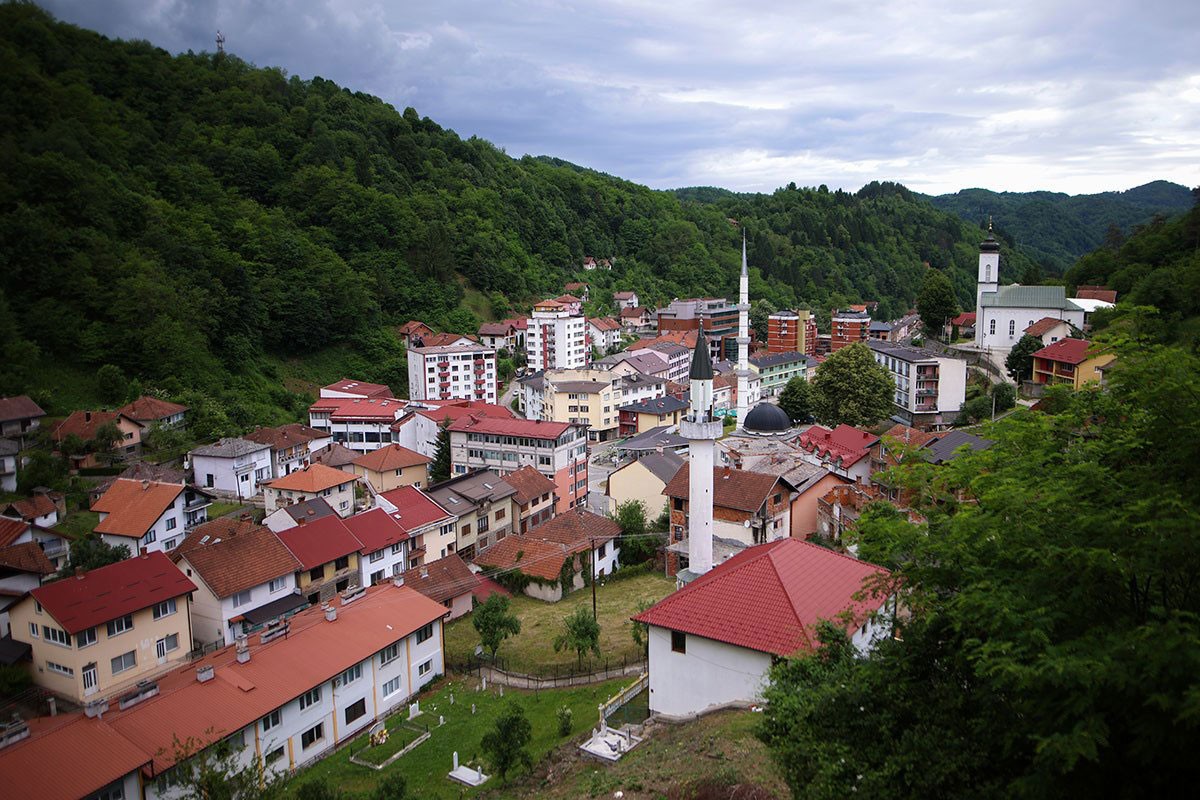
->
xmin=810 ymin=343 xmax=895 ymax=427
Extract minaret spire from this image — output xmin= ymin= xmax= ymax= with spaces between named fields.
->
xmin=735 ymin=230 xmax=751 ymax=430
xmin=680 ymin=321 xmax=720 ymax=581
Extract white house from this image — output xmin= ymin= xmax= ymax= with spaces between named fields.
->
xmin=244 ymin=424 xmax=332 ymax=479
xmin=189 ymin=438 xmax=273 ymax=499
xmin=375 ymin=484 xmax=458 ymax=571
xmin=633 ymin=538 xmax=892 ymax=718
xmin=0 ymin=583 xmax=448 ymax=800
xmin=0 ymin=517 xmax=71 ymax=573
xmin=344 ymin=507 xmax=411 ymax=587
xmin=0 ymin=439 xmax=17 ymax=493
xmin=613 ymin=290 xmax=639 ymax=310
xmin=92 ymin=479 xmax=212 ymax=555
xmin=1023 ymin=317 xmax=1074 ymax=347
xmin=262 ymin=464 xmax=358 ymax=518
xmin=171 ymin=517 xmax=304 ymax=647
xmin=867 ymin=340 xmax=968 ymax=428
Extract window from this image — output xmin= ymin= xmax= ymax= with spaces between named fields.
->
xmin=418 ymin=660 xmax=432 ymax=677
xmin=371 ymin=570 xmax=384 ymax=585
xmin=309 ymin=567 xmax=324 ymax=582
xmin=598 ymin=543 xmax=606 ymax=558
xmin=299 ymin=687 xmax=321 ymax=710
xmin=415 ymin=623 xmax=433 ymax=644
xmin=153 ymin=598 xmax=177 ymax=619
xmin=1008 ymin=320 xmax=1015 ymax=336
xmin=262 ymin=709 xmax=281 ymax=731
xmin=671 ymin=631 xmax=687 ymax=653
xmin=382 ymin=676 xmax=402 ymax=697
xmin=673 ymin=498 xmax=684 ymax=511
xmin=269 ymin=577 xmax=286 ymax=593
xmin=339 ymin=664 xmax=362 ymax=685
xmin=380 ymin=642 xmax=400 ymax=665
xmin=334 ymin=556 xmax=350 ymax=571
xmin=34 ymin=600 xmax=42 ymax=614
xmin=47 ymin=661 xmax=74 ymax=677
xmin=391 ymin=543 xmax=402 ymax=555
xmin=231 ymin=590 xmax=252 ymax=608
xmin=156 ymin=633 xmax=179 ymax=659
xmin=111 ymin=650 xmax=137 ymax=675
xmin=28 ymin=622 xmax=39 ymax=638
xmin=989 ymin=319 xmax=996 ymax=335
xmin=165 ymin=517 xmax=177 ymax=531
xmin=43 ymin=625 xmax=70 ymax=647
xmin=345 ymin=698 xmax=367 ymax=725
xmin=301 ymin=723 xmax=324 ymax=750
xmin=369 ymin=550 xmax=385 ymax=563
xmin=106 ymin=615 xmax=133 ymax=637
xmin=141 ymin=530 xmax=157 ymax=545
xmin=76 ymin=627 xmax=97 ymax=648
xmin=265 ymin=745 xmax=285 ymax=765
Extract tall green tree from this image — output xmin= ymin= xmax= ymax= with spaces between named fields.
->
xmin=1005 ymin=334 xmax=1044 ymax=382
xmin=57 ymin=538 xmax=131 ymax=578
xmin=613 ymin=499 xmax=659 ymax=564
xmin=480 ymin=701 xmax=533 ymax=783
xmin=471 ymin=593 xmax=521 ymax=661
xmin=915 ymin=269 xmax=959 ymax=339
xmin=553 ymin=606 xmax=602 ymax=668
xmin=778 ymin=375 xmax=815 ymax=423
xmin=429 ymin=418 xmax=452 ymax=483
xmin=96 ymin=364 xmax=128 ymax=405
xmin=810 ymin=343 xmax=894 ymax=428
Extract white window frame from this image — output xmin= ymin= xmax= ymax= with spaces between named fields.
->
xmin=299 ymin=687 xmax=321 ymax=710
xmin=111 ymin=650 xmax=137 ymax=675
xmin=380 ymin=642 xmax=400 ymax=665
xmin=153 ymin=598 xmax=177 ymax=619
xmin=107 ymin=615 xmax=133 ymax=637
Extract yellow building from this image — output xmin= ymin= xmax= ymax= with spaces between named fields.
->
xmin=1031 ymin=338 xmax=1116 ymax=390
xmin=9 ymin=552 xmax=194 ymax=703
xmin=617 ymin=395 xmax=689 ymax=436
xmin=606 ymin=451 xmax=683 ymax=519
xmin=350 ymin=444 xmax=432 ymax=493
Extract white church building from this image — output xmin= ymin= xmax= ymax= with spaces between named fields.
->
xmin=974 ymin=230 xmax=1085 ymax=355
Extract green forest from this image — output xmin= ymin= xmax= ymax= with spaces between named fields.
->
xmin=1 ymin=3 xmax=1031 ymax=426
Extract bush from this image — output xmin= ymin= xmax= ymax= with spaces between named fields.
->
xmin=993 ymin=382 xmax=1016 ymax=412
xmin=556 ymin=705 xmax=573 ymax=737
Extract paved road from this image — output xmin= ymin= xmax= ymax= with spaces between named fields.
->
xmin=499 ymin=377 xmax=521 ymax=416
xmin=586 ymin=440 xmax=624 ymax=515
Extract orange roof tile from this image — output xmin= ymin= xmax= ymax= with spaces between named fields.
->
xmin=3 ymin=492 xmax=58 ymax=521
xmin=663 ymin=465 xmax=793 ymax=513
xmin=52 ymin=410 xmax=142 ymax=442
xmin=475 ymin=535 xmax=571 ymax=582
xmin=92 ymin=479 xmax=185 ymax=538
xmin=0 ymin=517 xmax=28 ymax=547
xmin=173 ymin=519 xmax=300 ymax=599
xmin=118 ymin=395 xmax=187 ymax=422
xmin=244 ymin=423 xmax=329 ymax=450
xmin=500 ymin=465 xmax=556 ymax=505
xmin=526 ymin=507 xmax=620 ymax=548
xmin=0 ymin=715 xmax=152 ymax=800
xmin=262 ymin=463 xmax=357 ymax=493
xmin=406 ymin=553 xmax=479 ymax=603
xmin=0 ymin=541 xmax=55 ymax=575
xmin=351 ymin=444 xmax=431 ymax=473
xmin=1023 ymin=317 xmax=1070 ymax=337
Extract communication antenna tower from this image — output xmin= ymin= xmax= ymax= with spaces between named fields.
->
xmin=216 ymin=31 xmax=225 ymax=54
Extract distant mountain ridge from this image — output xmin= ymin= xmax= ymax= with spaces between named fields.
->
xmin=923 ymin=180 xmax=1193 ymax=274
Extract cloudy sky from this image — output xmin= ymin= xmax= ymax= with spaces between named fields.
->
xmin=41 ymin=0 xmax=1200 ymax=195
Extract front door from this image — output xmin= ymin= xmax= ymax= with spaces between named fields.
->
xmin=82 ymin=663 xmax=98 ymax=696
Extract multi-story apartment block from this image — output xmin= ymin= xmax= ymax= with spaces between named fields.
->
xmin=527 ymin=299 xmax=589 ymax=371
xmin=392 ymin=400 xmax=515 ymax=459
xmin=868 ymin=340 xmax=968 ymax=428
xmin=376 ymin=485 xmax=458 ymax=568
xmin=244 ymin=423 xmax=332 ymax=478
xmin=277 ymin=515 xmax=362 ymax=606
xmin=749 ymin=351 xmax=809 ymax=397
xmin=657 ymin=298 xmax=740 ymax=360
xmin=93 ymin=478 xmax=212 ymax=555
xmin=0 ymin=584 xmax=447 ymax=800
xmin=9 ymin=552 xmax=195 ymax=703
xmin=830 ymin=308 xmax=871 ymax=351
xmin=172 ymin=517 xmax=303 ymax=647
xmin=425 ymin=470 xmax=519 ymax=559
xmin=587 ymin=317 xmax=623 ymax=353
xmin=262 ymin=464 xmax=358 ymax=519
xmin=189 ymin=437 xmax=273 ymax=499
xmin=306 ymin=396 xmax=409 ymax=454
xmin=448 ymin=417 xmax=589 ymax=512
xmin=767 ymin=310 xmax=817 ymax=356
xmin=528 ymin=367 xmax=666 ymax=441
xmin=407 ymin=339 xmax=498 ymax=403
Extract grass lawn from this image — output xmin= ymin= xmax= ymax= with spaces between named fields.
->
xmin=497 ymin=709 xmax=788 ymax=800
xmin=346 ymin=716 xmax=426 ymax=766
xmin=287 ymin=676 xmax=628 ymax=799
xmin=443 ymin=572 xmax=676 ymax=676
xmin=206 ymin=501 xmax=248 ymax=519
xmin=51 ymin=510 xmax=99 ymax=541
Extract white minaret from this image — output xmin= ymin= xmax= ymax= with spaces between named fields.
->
xmin=681 ymin=324 xmax=721 ymax=580
xmin=735 ymin=232 xmax=751 ymax=429
xmin=975 ymin=219 xmax=1001 ymax=347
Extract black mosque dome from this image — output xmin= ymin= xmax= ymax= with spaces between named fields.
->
xmin=743 ymin=402 xmax=792 ymax=434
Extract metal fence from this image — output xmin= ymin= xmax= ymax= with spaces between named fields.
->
xmin=445 ymin=653 xmax=646 ymax=690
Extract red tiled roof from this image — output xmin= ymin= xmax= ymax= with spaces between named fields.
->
xmin=534 ymin=299 xmax=564 ymax=309
xmin=1024 ymin=317 xmax=1069 ymax=337
xmin=276 ymin=515 xmax=361 ymax=570
xmin=397 ymin=321 xmax=434 ymax=337
xmin=797 ymin=424 xmax=879 ymax=468
xmin=308 ymin=397 xmax=406 ymax=420
xmin=30 ymin=552 xmax=195 ymax=634
xmin=310 ymin=442 xmax=360 ymax=468
xmin=564 ymin=282 xmax=588 ymax=291
xmin=172 ymin=518 xmax=300 ymax=599
xmin=378 ymin=485 xmax=452 ymax=531
xmin=3 ymin=493 xmax=58 ymax=521
xmin=0 ymin=714 xmax=152 ymax=800
xmin=0 ymin=394 xmax=46 ymax=423
xmin=950 ymin=312 xmax=976 ymax=326
xmin=244 ymin=423 xmax=329 ymax=450
xmin=663 ymin=465 xmax=790 ymax=513
xmin=406 ymin=553 xmax=478 ymax=603
xmin=0 ymin=518 xmax=28 ymax=547
xmin=92 ymin=480 xmax=185 ymax=538
xmin=472 ymin=575 xmax=512 ymax=604
xmin=343 ymin=508 xmax=409 ymax=554
xmin=447 ymin=415 xmax=574 ymax=439
xmin=633 ymin=539 xmax=891 ymax=656
xmin=478 ymin=322 xmax=516 ymax=336
xmin=351 ymin=444 xmax=430 ymax=473
xmin=475 ymin=535 xmax=571 ymax=582
xmin=0 ymin=541 xmax=55 ymax=575
xmin=526 ymin=508 xmax=620 ymax=547
xmin=414 ymin=402 xmax=515 ymax=426
xmin=117 ymin=395 xmax=187 ymax=422
xmin=620 ymin=307 xmax=646 ymax=319
xmin=588 ymin=317 xmax=621 ymax=331
xmin=51 ymin=410 xmax=142 ymax=442
xmin=555 ymin=294 xmax=582 ymax=303
xmin=419 ymin=332 xmax=479 ymax=347
xmin=501 ymin=317 xmax=528 ymax=331
xmin=878 ymin=424 xmax=940 ymax=455
xmin=263 ymin=463 xmax=356 ymax=493
xmin=500 ymin=465 xmax=556 ymax=505
xmin=1075 ymin=286 xmax=1117 ymax=303
xmin=613 ymin=291 xmax=637 ymax=300
xmin=321 ymin=379 xmax=394 ymax=398
xmin=1031 ymin=337 xmax=1096 ymax=365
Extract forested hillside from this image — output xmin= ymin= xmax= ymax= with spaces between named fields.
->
xmin=927 ymin=181 xmax=1193 ymax=274
xmin=2 ymin=4 xmax=1022 ymax=423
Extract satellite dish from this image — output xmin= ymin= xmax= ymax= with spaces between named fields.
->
xmin=743 ymin=519 xmax=751 ymax=528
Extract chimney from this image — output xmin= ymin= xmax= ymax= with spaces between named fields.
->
xmin=139 ymin=547 xmax=148 ymax=557
xmin=392 ymin=576 xmax=405 ymax=588
xmin=324 ymin=604 xmax=337 ymax=622
xmin=141 ymin=479 xmax=150 ymax=491
xmin=235 ymin=635 xmax=250 ymax=664
xmin=196 ymin=664 xmax=215 ymax=683
xmin=75 ymin=567 xmax=84 ymax=579
xmin=84 ymin=699 xmax=109 ymax=718
xmin=85 ymin=411 xmax=92 ymax=422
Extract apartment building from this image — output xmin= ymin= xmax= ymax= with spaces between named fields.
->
xmin=767 ymin=310 xmax=817 ymax=356
xmin=375 ymin=484 xmax=457 ymax=568
xmin=407 ymin=338 xmax=498 ymax=403
xmin=392 ymin=400 xmax=515 ymax=459
xmin=656 ymin=298 xmax=739 ymax=360
xmin=868 ymin=340 xmax=968 ymax=428
xmin=0 ymin=584 xmax=448 ymax=800
xmin=527 ymin=299 xmax=588 ymax=371
xmin=425 ymin=470 xmax=518 ymax=559
xmin=261 ymin=464 xmax=358 ymax=518
xmin=244 ymin=423 xmax=332 ymax=478
xmin=448 ymin=417 xmax=589 ymax=512
xmin=189 ymin=437 xmax=273 ymax=499
xmin=830 ymin=308 xmax=871 ymax=351
xmin=530 ymin=367 xmax=666 ymax=441
xmin=172 ymin=517 xmax=303 ymax=647
xmin=350 ymin=444 xmax=431 ymax=493
xmin=306 ymin=397 xmax=409 ymax=454
xmin=92 ymin=478 xmax=212 ymax=555
xmin=9 ymin=552 xmax=195 ymax=703
xmin=749 ymin=351 xmax=809 ymax=397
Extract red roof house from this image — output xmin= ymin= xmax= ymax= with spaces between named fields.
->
xmin=797 ymin=424 xmax=880 ymax=482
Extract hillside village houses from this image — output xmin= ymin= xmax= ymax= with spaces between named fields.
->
xmin=276 ymin=514 xmax=362 ymax=605
xmin=1 ymin=490 xmax=63 ymax=528
xmin=118 ymin=396 xmax=188 ymax=430
xmin=188 ymin=437 xmax=273 ymax=499
xmin=262 ymin=496 xmax=337 ymax=533
xmin=375 ymin=484 xmax=458 ymax=568
xmin=424 ymin=470 xmax=519 ymax=560
xmin=52 ymin=410 xmax=145 ymax=468
xmin=92 ymin=478 xmax=212 ymax=554
xmin=244 ymin=423 xmax=331 ymax=479
xmin=0 ymin=394 xmax=46 ymax=445
xmin=348 ymin=443 xmax=431 ymax=493
xmin=0 ymin=516 xmax=71 ymax=575
xmin=261 ymin=463 xmax=358 ymax=518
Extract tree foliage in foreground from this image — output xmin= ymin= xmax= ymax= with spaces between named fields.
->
xmin=915 ymin=267 xmax=959 ymax=338
xmin=481 ymin=701 xmax=533 ymax=783
xmin=778 ymin=375 xmax=815 ymax=423
xmin=553 ymin=606 xmax=602 ymax=668
xmin=760 ymin=343 xmax=1200 ymax=798
xmin=810 ymin=342 xmax=895 ymax=428
xmin=471 ymin=593 xmax=521 ymax=661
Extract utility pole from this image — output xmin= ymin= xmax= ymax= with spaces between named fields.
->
xmin=590 ymin=536 xmax=597 ymax=620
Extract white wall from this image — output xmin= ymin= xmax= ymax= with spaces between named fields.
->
xmin=193 ymin=450 xmax=273 ymax=498
xmin=977 ymin=306 xmax=1086 ymax=354
xmin=646 ymin=626 xmax=772 ymax=718
xmin=592 ymin=541 xmax=620 ymax=577
xmin=361 ymin=544 xmax=407 ymax=587
xmin=98 ymin=500 xmax=190 ymax=557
